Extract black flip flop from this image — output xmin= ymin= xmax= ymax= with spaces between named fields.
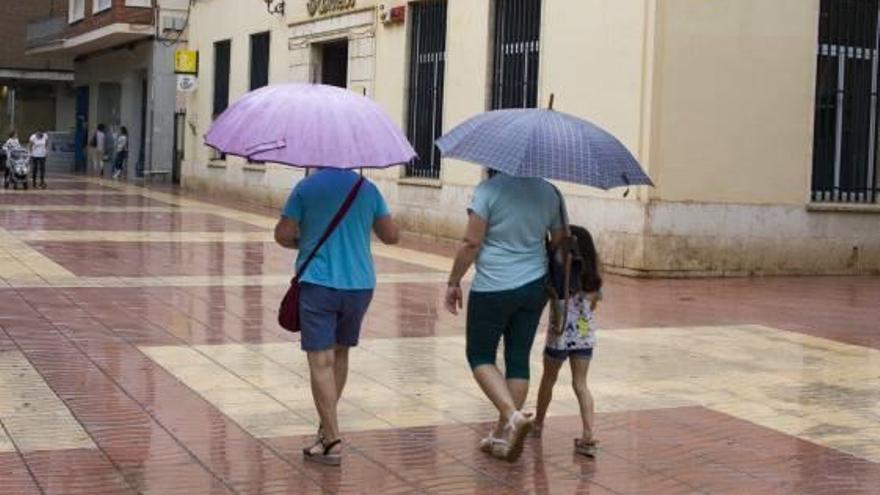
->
xmin=303 ymin=438 xmax=342 ymax=466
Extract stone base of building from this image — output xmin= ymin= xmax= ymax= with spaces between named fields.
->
xmin=182 ymin=164 xmax=880 ymax=278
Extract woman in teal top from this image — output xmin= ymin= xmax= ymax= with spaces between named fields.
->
xmin=446 ymin=171 xmax=565 ymax=462
xmin=275 ymin=168 xmax=400 ymax=466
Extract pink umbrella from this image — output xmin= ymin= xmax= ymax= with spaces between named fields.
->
xmin=204 ymin=83 xmax=416 ymax=169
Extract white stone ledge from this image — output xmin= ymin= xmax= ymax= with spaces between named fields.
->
xmin=398 ymin=177 xmax=442 ymax=189
xmin=807 ymin=202 xmax=880 ymax=214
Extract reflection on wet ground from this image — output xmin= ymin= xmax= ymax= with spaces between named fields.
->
xmin=0 ymin=176 xmax=878 ymax=494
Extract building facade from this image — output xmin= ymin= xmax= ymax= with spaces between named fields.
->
xmin=182 ymin=0 xmax=880 ymax=276
xmin=28 ymin=0 xmax=189 ymax=179
xmin=2 ymin=0 xmax=74 ymax=149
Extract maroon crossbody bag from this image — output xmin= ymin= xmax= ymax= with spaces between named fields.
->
xmin=278 ymin=176 xmax=365 ymax=333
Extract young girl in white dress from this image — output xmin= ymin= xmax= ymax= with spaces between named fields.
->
xmin=533 ymin=225 xmax=602 ymax=457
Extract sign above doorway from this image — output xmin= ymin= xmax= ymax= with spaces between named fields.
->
xmin=307 ymin=0 xmax=356 ymax=17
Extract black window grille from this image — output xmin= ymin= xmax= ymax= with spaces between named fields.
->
xmin=213 ymin=39 xmax=231 ymax=118
xmin=406 ymin=0 xmax=448 ymax=179
xmin=812 ymin=0 xmax=880 ymax=203
xmin=250 ymin=32 xmax=271 ymax=91
xmin=492 ymin=0 xmax=542 ymax=109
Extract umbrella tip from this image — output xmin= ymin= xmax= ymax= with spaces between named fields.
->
xmin=548 ymin=93 xmax=555 ymax=110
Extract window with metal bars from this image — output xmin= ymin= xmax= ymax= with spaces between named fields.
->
xmin=406 ymin=0 xmax=448 ymax=179
xmin=213 ymin=39 xmax=231 ymax=118
xmin=812 ymin=0 xmax=880 ymax=203
xmin=492 ymin=0 xmax=542 ymax=110
xmin=250 ymin=32 xmax=271 ymax=91
xmin=212 ymin=39 xmax=231 ymax=160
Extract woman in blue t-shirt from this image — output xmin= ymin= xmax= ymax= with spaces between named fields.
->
xmin=275 ymin=168 xmax=400 ymax=466
xmin=445 ymin=170 xmax=565 ymax=462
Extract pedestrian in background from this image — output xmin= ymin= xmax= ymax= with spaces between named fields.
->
xmin=89 ymin=124 xmax=107 ymax=176
xmin=28 ymin=129 xmax=49 ymax=189
xmin=3 ymin=130 xmax=21 ymax=151
xmin=445 ymin=169 xmax=565 ymax=462
xmin=113 ymin=127 xmax=129 ymax=179
xmin=1 ymin=130 xmax=20 ymax=187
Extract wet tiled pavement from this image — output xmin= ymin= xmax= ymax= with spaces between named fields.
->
xmin=0 ymin=176 xmax=878 ymax=494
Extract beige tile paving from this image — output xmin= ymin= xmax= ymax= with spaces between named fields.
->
xmin=0 ymin=350 xmax=95 ymax=453
xmin=141 ymin=324 xmax=880 ymax=462
xmin=0 ymin=227 xmax=77 ymax=285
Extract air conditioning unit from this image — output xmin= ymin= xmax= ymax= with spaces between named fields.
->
xmin=162 ymin=15 xmax=186 ymax=33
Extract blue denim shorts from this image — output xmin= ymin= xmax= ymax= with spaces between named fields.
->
xmin=544 ymin=346 xmax=594 ymax=361
xmin=299 ymin=283 xmax=374 ymax=352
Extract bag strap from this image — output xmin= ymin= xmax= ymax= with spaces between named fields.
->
xmin=552 ymin=185 xmax=571 ymax=235
xmin=550 ymin=185 xmax=573 ymax=301
xmin=294 ymin=176 xmax=365 ymax=282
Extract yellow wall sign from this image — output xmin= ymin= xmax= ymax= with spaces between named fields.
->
xmin=175 ymin=50 xmax=199 ymax=74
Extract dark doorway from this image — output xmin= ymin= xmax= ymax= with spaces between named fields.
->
xmin=172 ymin=111 xmax=185 ymax=185
xmin=137 ymin=77 xmax=148 ymax=177
xmin=74 ymin=86 xmax=89 ymax=172
xmin=320 ymin=41 xmax=349 ymax=88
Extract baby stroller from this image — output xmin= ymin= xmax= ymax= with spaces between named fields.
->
xmin=4 ymin=146 xmax=31 ymax=190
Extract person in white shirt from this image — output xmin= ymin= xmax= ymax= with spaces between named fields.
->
xmin=112 ymin=127 xmax=129 ymax=179
xmin=89 ymin=124 xmax=107 ymax=176
xmin=29 ymin=130 xmax=49 ymax=189
xmin=2 ymin=131 xmax=21 ymax=187
xmin=3 ymin=130 xmax=21 ymax=152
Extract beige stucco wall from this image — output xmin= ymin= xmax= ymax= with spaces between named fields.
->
xmin=649 ymin=0 xmax=819 ymax=206
xmin=180 ymin=0 xmax=880 ymax=276
xmin=182 ymin=0 xmax=299 ymax=205
xmin=637 ymin=0 xmax=880 ymax=276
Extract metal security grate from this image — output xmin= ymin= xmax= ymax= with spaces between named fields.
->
xmin=492 ymin=0 xmax=542 ymax=110
xmin=406 ymin=1 xmax=448 ymax=179
xmin=213 ymin=39 xmax=231 ymax=118
xmin=812 ymin=0 xmax=880 ymax=203
xmin=250 ymin=32 xmax=271 ymax=91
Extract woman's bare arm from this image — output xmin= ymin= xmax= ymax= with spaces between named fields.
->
xmin=274 ymin=217 xmax=299 ymax=250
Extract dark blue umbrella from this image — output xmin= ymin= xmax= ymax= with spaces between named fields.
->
xmin=436 ymin=107 xmax=652 ymax=190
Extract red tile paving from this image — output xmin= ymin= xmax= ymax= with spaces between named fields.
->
xmin=0 ymin=178 xmax=878 ymax=494
xmin=35 ymin=181 xmax=123 ymax=191
xmin=598 ymin=275 xmax=880 ymax=349
xmin=26 ymin=241 xmax=439 ymax=277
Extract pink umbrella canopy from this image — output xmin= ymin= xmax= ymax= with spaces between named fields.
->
xmin=204 ymin=83 xmax=416 ymax=169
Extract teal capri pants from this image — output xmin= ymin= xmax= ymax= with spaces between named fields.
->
xmin=465 ymin=277 xmax=548 ymax=379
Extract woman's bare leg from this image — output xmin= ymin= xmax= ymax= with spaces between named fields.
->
xmin=473 ymin=364 xmax=518 ymax=427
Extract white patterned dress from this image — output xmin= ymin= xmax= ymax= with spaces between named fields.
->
xmin=544 ymin=293 xmax=597 ymax=359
